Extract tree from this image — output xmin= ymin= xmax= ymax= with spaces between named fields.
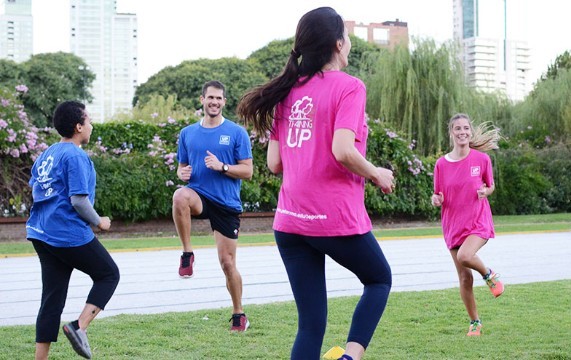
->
xmin=247 ymin=35 xmax=381 ymax=80
xmin=134 ymin=57 xmax=267 ymax=120
xmin=517 ymin=69 xmax=571 ymax=144
xmin=0 ymin=59 xmax=22 ymax=87
xmin=363 ymin=38 xmax=512 ymax=156
xmin=20 ymin=52 xmax=95 ymax=127
xmin=542 ymin=50 xmax=571 ymax=81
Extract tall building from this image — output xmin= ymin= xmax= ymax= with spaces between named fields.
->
xmin=453 ymin=0 xmax=530 ymax=101
xmin=0 ymin=0 xmax=33 ymax=63
xmin=70 ymin=0 xmax=137 ymax=122
xmin=345 ymin=19 xmax=409 ymax=50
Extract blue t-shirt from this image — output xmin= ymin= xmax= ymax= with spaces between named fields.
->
xmin=26 ymin=142 xmax=96 ymax=247
xmin=177 ymin=119 xmax=252 ymax=212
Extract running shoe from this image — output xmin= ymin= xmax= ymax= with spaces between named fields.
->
xmin=230 ymin=313 xmax=250 ymax=332
xmin=484 ymin=269 xmax=505 ymax=298
xmin=62 ymin=321 xmax=92 ymax=359
xmin=467 ymin=320 xmax=482 ymax=336
xmin=179 ymin=252 xmax=194 ymax=278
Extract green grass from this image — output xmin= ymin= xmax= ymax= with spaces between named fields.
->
xmin=1 ymin=213 xmax=570 ymax=257
xmin=2 ymin=281 xmax=569 ymax=359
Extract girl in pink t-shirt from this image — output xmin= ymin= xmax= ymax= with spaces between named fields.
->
xmin=432 ymin=113 xmax=505 ymax=336
xmin=237 ymin=7 xmax=394 ymax=360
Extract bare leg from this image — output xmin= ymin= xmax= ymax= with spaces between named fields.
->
xmin=172 ymin=187 xmax=203 ymax=252
xmin=35 ymin=343 xmax=50 ymax=360
xmin=214 ymin=231 xmax=243 ymax=314
xmin=450 ymin=248 xmax=479 ymax=320
xmin=344 ymin=341 xmax=365 ymax=360
xmin=77 ymin=303 xmax=102 ymax=330
xmin=456 ymin=235 xmax=489 ymax=277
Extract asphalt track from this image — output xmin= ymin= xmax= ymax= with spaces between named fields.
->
xmin=1 ymin=231 xmax=569 ymax=326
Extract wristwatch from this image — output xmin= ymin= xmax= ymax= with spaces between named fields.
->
xmin=222 ymin=164 xmax=229 ymax=173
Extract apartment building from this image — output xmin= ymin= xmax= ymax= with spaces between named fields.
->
xmin=0 ymin=0 xmax=33 ymax=63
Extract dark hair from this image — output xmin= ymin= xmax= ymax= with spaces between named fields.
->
xmin=237 ymin=7 xmax=345 ymax=135
xmin=202 ymin=80 xmax=226 ymax=97
xmin=52 ymin=100 xmax=86 ymax=138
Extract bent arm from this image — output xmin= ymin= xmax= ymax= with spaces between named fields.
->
xmin=71 ymin=195 xmax=101 ymax=227
xmin=224 ymin=158 xmax=253 ymax=180
xmin=267 ymin=140 xmax=282 ymax=174
xmin=332 ymin=129 xmax=394 ymax=193
xmin=332 ymin=129 xmax=380 ymax=179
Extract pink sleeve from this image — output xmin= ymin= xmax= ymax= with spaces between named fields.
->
xmin=433 ymin=159 xmax=441 ymax=194
xmin=334 ymin=80 xmax=367 ymax=142
xmin=483 ymin=154 xmax=494 ymax=186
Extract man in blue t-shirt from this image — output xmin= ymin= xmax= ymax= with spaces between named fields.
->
xmin=172 ymin=80 xmax=253 ymax=332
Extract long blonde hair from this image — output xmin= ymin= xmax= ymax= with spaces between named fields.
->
xmin=449 ymin=113 xmax=501 ymax=152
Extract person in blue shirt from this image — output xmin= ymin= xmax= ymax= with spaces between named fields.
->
xmin=172 ymin=80 xmax=253 ymax=332
xmin=26 ymin=100 xmax=120 ymax=360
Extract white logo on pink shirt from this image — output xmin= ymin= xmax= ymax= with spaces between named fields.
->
xmin=471 ymin=166 xmax=481 ymax=176
xmin=287 ymin=96 xmax=313 ymax=148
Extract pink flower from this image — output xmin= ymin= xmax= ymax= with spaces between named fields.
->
xmin=0 ymin=119 xmax=7 ymax=128
xmin=9 ymin=149 xmax=20 ymax=158
xmin=386 ymin=130 xmax=398 ymax=139
xmin=15 ymin=84 xmax=29 ymax=93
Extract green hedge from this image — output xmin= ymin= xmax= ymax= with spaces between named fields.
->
xmin=85 ymin=119 xmax=438 ymax=221
xmin=4 ymin=115 xmax=570 ymax=222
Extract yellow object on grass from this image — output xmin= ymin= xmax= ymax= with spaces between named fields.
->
xmin=323 ymin=345 xmax=345 ymax=359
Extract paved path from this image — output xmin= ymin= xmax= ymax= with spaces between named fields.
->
xmin=1 ymin=232 xmax=569 ymax=326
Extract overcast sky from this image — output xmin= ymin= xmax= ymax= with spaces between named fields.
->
xmin=25 ymin=0 xmax=571 ymax=85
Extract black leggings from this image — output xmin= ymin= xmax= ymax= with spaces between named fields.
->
xmin=31 ymin=238 xmax=120 ymax=343
xmin=275 ymin=231 xmax=392 ymax=360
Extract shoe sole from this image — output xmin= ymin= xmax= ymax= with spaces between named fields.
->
xmin=62 ymin=324 xmax=92 ymax=359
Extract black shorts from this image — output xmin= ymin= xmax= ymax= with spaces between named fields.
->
xmin=195 ymin=192 xmax=241 ymax=239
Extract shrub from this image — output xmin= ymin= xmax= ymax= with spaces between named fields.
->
xmin=491 ymin=149 xmax=552 ymax=215
xmin=0 ymin=86 xmax=56 ymax=217
xmin=365 ymin=120 xmax=438 ymax=219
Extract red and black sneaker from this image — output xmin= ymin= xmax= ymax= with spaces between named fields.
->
xmin=179 ymin=252 xmax=194 ymax=278
xmin=230 ymin=313 xmax=250 ymax=332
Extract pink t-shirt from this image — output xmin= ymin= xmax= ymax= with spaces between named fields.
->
xmin=433 ymin=149 xmax=495 ymax=249
xmin=270 ymin=71 xmax=372 ymax=236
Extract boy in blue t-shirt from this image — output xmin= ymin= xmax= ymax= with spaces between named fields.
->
xmin=26 ymin=100 xmax=120 ymax=359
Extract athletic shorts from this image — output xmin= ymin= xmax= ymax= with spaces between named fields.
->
xmin=195 ymin=192 xmax=241 ymax=239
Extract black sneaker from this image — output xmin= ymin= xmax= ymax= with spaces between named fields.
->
xmin=62 ymin=321 xmax=92 ymax=359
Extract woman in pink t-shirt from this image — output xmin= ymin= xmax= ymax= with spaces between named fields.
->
xmin=432 ymin=113 xmax=505 ymax=336
xmin=238 ymin=7 xmax=394 ymax=360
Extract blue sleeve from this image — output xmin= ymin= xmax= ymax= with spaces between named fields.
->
xmin=67 ymin=155 xmax=91 ymax=197
xmin=177 ymin=130 xmax=189 ymax=164
xmin=234 ymin=126 xmax=253 ymax=161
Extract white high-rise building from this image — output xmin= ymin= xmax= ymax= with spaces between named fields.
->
xmin=70 ymin=0 xmax=137 ymax=122
xmin=0 ymin=0 xmax=33 ymax=63
xmin=453 ymin=0 xmax=531 ymax=101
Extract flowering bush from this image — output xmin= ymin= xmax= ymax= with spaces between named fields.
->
xmin=0 ymin=86 xmax=55 ymax=217
xmin=83 ymin=116 xmax=197 ymax=221
xmin=365 ymin=118 xmax=437 ymax=218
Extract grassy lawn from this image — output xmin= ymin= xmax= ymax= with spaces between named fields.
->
xmin=1 ymin=280 xmax=569 ymax=359
xmin=1 ymin=213 xmax=569 ymax=256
